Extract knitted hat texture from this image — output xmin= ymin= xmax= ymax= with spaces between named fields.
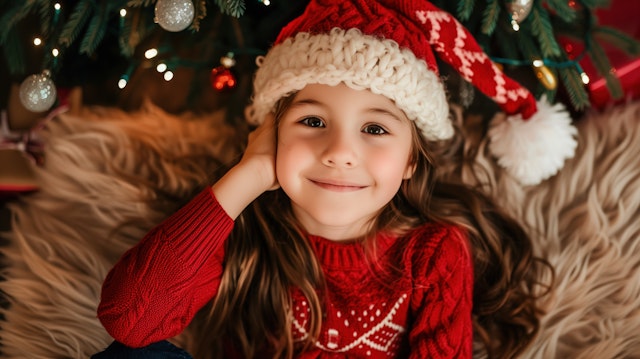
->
xmin=249 ymin=0 xmax=577 ymax=185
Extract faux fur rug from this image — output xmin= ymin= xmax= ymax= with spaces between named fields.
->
xmin=1 ymin=100 xmax=639 ymax=358
xmin=454 ymin=102 xmax=640 ymax=359
xmin=0 ymin=103 xmax=243 ymax=358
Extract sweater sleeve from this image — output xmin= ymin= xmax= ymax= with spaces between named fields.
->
xmin=97 ymin=187 xmax=234 ymax=348
xmin=408 ymin=225 xmax=474 ymax=358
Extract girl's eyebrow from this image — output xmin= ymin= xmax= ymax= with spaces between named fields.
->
xmin=365 ymin=108 xmax=402 ymax=122
xmin=290 ymin=98 xmax=324 ymax=108
xmin=291 ymin=98 xmax=401 ymax=122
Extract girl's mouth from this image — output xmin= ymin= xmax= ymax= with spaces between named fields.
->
xmin=309 ymin=179 xmax=367 ymax=192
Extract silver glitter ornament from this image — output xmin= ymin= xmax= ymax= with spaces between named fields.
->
xmin=154 ymin=0 xmax=195 ymax=32
xmin=19 ymin=70 xmax=57 ymax=113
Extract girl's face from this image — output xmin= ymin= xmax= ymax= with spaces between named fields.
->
xmin=276 ymin=83 xmax=415 ymax=241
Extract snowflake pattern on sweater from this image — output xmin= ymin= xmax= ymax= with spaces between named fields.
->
xmin=292 ymin=294 xmax=407 ymax=355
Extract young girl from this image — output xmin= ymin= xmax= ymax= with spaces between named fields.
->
xmin=95 ymin=0 xmax=564 ymax=358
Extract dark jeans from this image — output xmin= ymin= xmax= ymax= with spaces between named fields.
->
xmin=92 ymin=340 xmax=193 ymax=359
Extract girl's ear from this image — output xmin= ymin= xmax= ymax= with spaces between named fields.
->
xmin=403 ymin=161 xmax=416 ymax=180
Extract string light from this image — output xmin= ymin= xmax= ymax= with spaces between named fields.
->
xmin=156 ymin=63 xmax=167 ymax=72
xmin=52 ymin=48 xmax=59 ymax=57
xmin=491 ymin=52 xmax=594 ymax=91
xmin=493 ymin=55 xmax=585 ymax=68
xmin=120 ymin=9 xmax=127 ymax=17
xmin=145 ymin=48 xmax=158 ymax=59
xmin=54 ymin=3 xmax=61 ymax=10
xmin=33 ymin=37 xmax=42 ymax=46
xmin=118 ymin=77 xmax=128 ymax=89
xmin=163 ymin=71 xmax=174 ymax=81
xmin=511 ymin=20 xmax=520 ymax=32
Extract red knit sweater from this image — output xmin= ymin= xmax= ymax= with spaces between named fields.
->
xmin=97 ymin=188 xmax=474 ymax=358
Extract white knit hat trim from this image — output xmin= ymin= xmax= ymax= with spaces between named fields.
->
xmin=250 ymin=28 xmax=453 ymax=141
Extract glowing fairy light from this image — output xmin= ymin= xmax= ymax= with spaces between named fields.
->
xmin=145 ymin=48 xmax=158 ymax=59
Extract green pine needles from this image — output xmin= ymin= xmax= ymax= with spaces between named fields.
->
xmin=0 ymin=0 xmax=638 ymax=112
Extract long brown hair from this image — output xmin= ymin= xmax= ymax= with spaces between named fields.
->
xmin=193 ymin=94 xmax=551 ymax=358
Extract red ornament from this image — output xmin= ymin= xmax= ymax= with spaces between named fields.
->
xmin=210 ymin=66 xmax=236 ymax=91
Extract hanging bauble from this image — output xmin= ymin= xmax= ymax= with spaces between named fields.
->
xmin=210 ymin=54 xmax=237 ymax=91
xmin=533 ymin=64 xmax=557 ymax=90
xmin=210 ymin=67 xmax=237 ymax=91
xmin=507 ymin=0 xmax=534 ymax=31
xmin=154 ymin=0 xmax=195 ymax=32
xmin=19 ymin=70 xmax=57 ymax=112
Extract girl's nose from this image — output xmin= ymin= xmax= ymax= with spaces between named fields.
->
xmin=321 ymin=132 xmax=357 ymax=168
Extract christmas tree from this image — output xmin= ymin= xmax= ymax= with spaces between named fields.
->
xmin=1 ymin=0 xmax=639 ymax=117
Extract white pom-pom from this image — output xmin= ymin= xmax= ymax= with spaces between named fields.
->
xmin=488 ymin=96 xmax=578 ymax=186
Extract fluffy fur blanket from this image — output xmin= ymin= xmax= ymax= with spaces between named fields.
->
xmin=1 ymin=101 xmax=639 ymax=358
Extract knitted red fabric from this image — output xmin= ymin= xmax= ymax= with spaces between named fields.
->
xmin=273 ymin=0 xmax=536 ymax=119
xmin=97 ymin=187 xmax=474 ymax=358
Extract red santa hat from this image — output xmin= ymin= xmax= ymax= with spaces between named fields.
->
xmin=249 ymin=0 xmax=578 ymax=186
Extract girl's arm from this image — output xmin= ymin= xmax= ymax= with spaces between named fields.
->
xmin=97 ymin=117 xmax=278 ymax=347
xmin=408 ymin=226 xmax=474 ymax=358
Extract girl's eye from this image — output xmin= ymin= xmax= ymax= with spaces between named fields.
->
xmin=363 ymin=124 xmax=387 ymax=135
xmin=299 ymin=116 xmax=325 ymax=128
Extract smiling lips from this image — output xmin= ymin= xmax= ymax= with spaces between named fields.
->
xmin=310 ymin=179 xmax=367 ymax=192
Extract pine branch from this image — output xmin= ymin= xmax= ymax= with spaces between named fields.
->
xmin=215 ymin=0 xmax=246 ymax=18
xmin=481 ymin=0 xmax=500 ymax=35
xmin=456 ymin=0 xmax=476 ymax=21
xmin=495 ymin=26 xmax=520 ymax=60
xmin=80 ymin=3 xmax=109 ymax=55
xmin=2 ymin=28 xmax=26 ymax=76
xmin=529 ymin=4 xmax=562 ymax=57
xmin=192 ymin=0 xmax=208 ymax=31
xmin=58 ymin=0 xmax=94 ymax=48
xmin=112 ymin=0 xmax=133 ymax=9
xmin=594 ymin=25 xmax=640 ymax=56
xmin=516 ymin=22 xmax=539 ymax=58
xmin=579 ymin=0 xmax=611 ymax=9
xmin=588 ymin=36 xmax=624 ymax=100
xmin=119 ymin=7 xmax=155 ymax=57
xmin=37 ymin=0 xmax=52 ymax=36
xmin=558 ymin=63 xmax=590 ymax=110
xmin=543 ymin=0 xmax=576 ymax=23
xmin=127 ymin=0 xmax=156 ymax=7
xmin=0 ymin=1 xmax=37 ymax=45
xmin=516 ymin=29 xmax=551 ymax=97
xmin=119 ymin=9 xmax=135 ymax=57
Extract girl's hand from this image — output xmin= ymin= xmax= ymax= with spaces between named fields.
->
xmin=239 ymin=114 xmax=279 ymax=192
xmin=212 ymin=114 xmax=278 ymax=219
